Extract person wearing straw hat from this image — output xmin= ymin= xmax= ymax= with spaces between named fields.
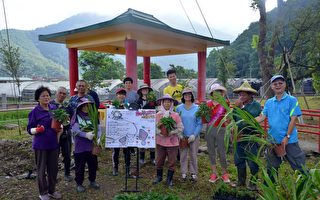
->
xmin=136 ymin=83 xmax=156 ymax=165
xmin=176 ymin=88 xmax=202 ymax=182
xmin=136 ymin=83 xmax=156 ymax=110
xmin=70 ymin=98 xmax=101 ymax=193
xmin=206 ymin=83 xmax=231 ymax=183
xmin=256 ymin=75 xmax=306 ymax=183
xmin=153 ymin=94 xmax=183 ymax=188
xmin=233 ymin=81 xmax=261 ymax=190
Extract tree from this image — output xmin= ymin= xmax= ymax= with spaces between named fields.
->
xmin=0 ymin=39 xmax=23 ymax=96
xmin=79 ymin=51 xmax=125 ymax=89
xmin=251 ymin=0 xmax=274 ymax=98
xmin=216 ymin=49 xmax=236 ymax=87
xmin=168 ymin=64 xmax=197 ymax=79
xmin=137 ymin=63 xmax=164 ymax=79
xmin=206 ymin=49 xmax=219 ymax=78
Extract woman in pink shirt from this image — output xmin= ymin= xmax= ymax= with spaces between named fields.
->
xmin=153 ymin=94 xmax=183 ymax=188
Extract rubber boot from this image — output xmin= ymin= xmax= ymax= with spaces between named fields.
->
xmin=248 ymin=170 xmax=258 ymax=191
xmin=237 ymin=167 xmax=247 ymax=187
xmin=153 ymin=169 xmax=163 ymax=185
xmin=150 ymin=151 xmax=156 ymax=165
xmin=166 ymin=170 xmax=174 ymax=188
xmin=139 ymin=151 xmax=145 ymax=166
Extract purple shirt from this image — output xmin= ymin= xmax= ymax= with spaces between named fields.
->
xmin=72 ymin=119 xmax=102 ymax=154
xmin=72 ymin=122 xmax=94 ymax=153
xmin=27 ymin=104 xmax=59 ymax=150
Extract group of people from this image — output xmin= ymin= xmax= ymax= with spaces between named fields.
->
xmin=27 ymin=68 xmax=306 ymax=199
xmin=27 ymin=80 xmax=101 ymax=200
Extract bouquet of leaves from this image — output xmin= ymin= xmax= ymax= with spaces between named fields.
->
xmin=159 ymin=116 xmax=176 ymax=136
xmin=50 ymin=102 xmax=70 ymax=126
xmin=112 ymin=99 xmax=127 ymax=109
xmin=146 ymin=91 xmax=157 ymax=102
xmin=195 ymin=102 xmax=212 ymax=123
xmin=147 ymin=91 xmax=157 ymax=106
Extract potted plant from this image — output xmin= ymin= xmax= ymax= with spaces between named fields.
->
xmin=50 ymin=106 xmax=70 ymax=131
xmin=159 ymin=116 xmax=176 ymax=136
xmin=146 ymin=91 xmax=157 ymax=106
xmin=195 ymin=102 xmax=212 ymax=124
xmin=179 ymin=137 xmax=189 ymax=149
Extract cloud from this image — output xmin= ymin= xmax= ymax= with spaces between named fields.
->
xmin=1 ymin=0 xmax=277 ymax=36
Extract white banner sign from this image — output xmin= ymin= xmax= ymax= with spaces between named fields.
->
xmin=106 ymin=109 xmax=156 ymax=148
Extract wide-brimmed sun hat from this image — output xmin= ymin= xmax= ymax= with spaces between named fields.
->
xmin=210 ymin=83 xmax=227 ymax=95
xmin=77 ymin=98 xmax=93 ymax=109
xmin=137 ymin=84 xmax=153 ymax=94
xmin=156 ymin=94 xmax=178 ymax=106
xmin=182 ymin=87 xmax=194 ymax=96
xmin=233 ymin=81 xmax=258 ymax=95
xmin=271 ymin=75 xmax=285 ymax=83
xmin=115 ymin=88 xmax=126 ymax=95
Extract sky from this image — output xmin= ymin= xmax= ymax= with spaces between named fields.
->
xmin=0 ymin=0 xmax=278 ymax=39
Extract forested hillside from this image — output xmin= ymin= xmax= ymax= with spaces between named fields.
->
xmin=206 ymin=0 xmax=320 ymax=85
xmin=0 ymin=0 xmax=319 ymax=82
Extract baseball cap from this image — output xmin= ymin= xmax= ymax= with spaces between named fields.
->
xmin=271 ymin=75 xmax=285 ymax=83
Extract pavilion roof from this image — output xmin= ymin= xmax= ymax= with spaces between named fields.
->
xmin=39 ymin=8 xmax=229 ymax=56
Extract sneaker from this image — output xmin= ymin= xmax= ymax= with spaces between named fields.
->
xmin=64 ymin=175 xmax=73 ymax=182
xmin=76 ymin=185 xmax=86 ymax=193
xmin=221 ymin=173 xmax=231 ymax=183
xmin=48 ymin=191 xmax=62 ymax=199
xmin=89 ymin=181 xmax=100 ymax=189
xmin=181 ymin=174 xmax=187 ymax=182
xmin=191 ymin=174 xmax=198 ymax=182
xmin=39 ymin=194 xmax=50 ymax=200
xmin=209 ymin=173 xmax=219 ymax=183
xmin=112 ymin=168 xmax=119 ymax=176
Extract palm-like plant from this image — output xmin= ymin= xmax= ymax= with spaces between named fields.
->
xmin=88 ymin=104 xmax=105 ymax=148
xmin=210 ymin=93 xmax=319 ymax=199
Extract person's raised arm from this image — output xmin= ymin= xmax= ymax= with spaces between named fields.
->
xmin=255 ymin=114 xmax=266 ymax=123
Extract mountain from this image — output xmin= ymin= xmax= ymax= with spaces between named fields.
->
xmin=0 ymin=12 xmax=232 ymax=78
xmin=216 ymin=0 xmax=320 ymax=79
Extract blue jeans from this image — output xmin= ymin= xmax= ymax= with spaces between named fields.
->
xmin=234 ymin=141 xmax=259 ymax=174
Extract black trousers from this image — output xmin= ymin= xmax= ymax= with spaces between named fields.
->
xmin=59 ymin=131 xmax=72 ymax=176
xmin=112 ymin=147 xmax=132 ymax=169
xmin=74 ymin=151 xmax=98 ymax=185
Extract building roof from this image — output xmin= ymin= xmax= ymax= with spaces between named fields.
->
xmin=39 ymin=8 xmax=229 ymax=57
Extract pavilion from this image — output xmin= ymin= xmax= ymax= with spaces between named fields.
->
xmin=39 ymin=8 xmax=229 ymax=101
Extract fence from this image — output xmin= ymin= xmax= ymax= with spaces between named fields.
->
xmin=263 ymin=109 xmax=320 ymax=152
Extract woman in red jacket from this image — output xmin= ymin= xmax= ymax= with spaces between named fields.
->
xmin=206 ymin=83 xmax=231 ymax=183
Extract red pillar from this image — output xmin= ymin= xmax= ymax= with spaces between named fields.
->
xmin=125 ymin=39 xmax=138 ymax=90
xmin=197 ymin=51 xmax=207 ymax=102
xmin=68 ymin=48 xmax=79 ymax=96
xmin=143 ymin=57 xmax=151 ymax=86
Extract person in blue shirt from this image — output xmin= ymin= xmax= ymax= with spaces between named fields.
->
xmin=176 ymin=88 xmax=202 ymax=182
xmin=256 ymin=75 xmax=306 ymax=182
